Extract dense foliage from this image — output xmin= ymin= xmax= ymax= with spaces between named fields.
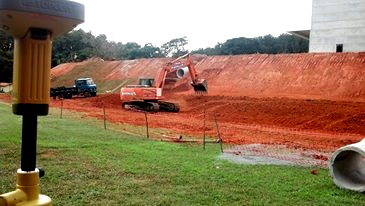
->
xmin=0 ymin=29 xmax=308 ymax=83
xmin=192 ymin=34 xmax=308 ymax=55
xmin=0 ymin=30 xmax=14 ymax=82
xmin=51 ymin=30 xmax=165 ymax=65
xmin=161 ymin=37 xmax=188 ymax=57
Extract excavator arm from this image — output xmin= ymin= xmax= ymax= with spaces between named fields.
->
xmin=185 ymin=55 xmax=208 ymax=93
xmin=153 ymin=53 xmax=208 ymax=93
xmin=153 ymin=64 xmax=173 ymax=89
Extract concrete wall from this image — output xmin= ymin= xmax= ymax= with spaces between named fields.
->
xmin=309 ymin=0 xmax=365 ymax=52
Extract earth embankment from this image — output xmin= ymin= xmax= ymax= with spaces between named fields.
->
xmin=51 ymin=53 xmax=365 ymax=101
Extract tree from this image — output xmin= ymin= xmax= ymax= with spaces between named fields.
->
xmin=218 ymin=37 xmax=260 ymax=55
xmin=118 ymin=42 xmax=141 ymax=59
xmin=257 ymin=35 xmax=278 ymax=54
xmin=276 ymin=34 xmax=308 ymax=53
xmin=93 ymin=34 xmax=115 ymax=60
xmin=52 ymin=29 xmax=96 ymax=66
xmin=0 ymin=30 xmax=14 ymax=82
xmin=192 ymin=34 xmax=308 ymax=56
xmin=161 ymin=37 xmax=188 ymax=57
xmin=52 ymin=29 xmax=167 ymax=65
xmin=192 ymin=47 xmax=219 ymax=56
xmin=118 ymin=43 xmax=164 ymax=60
xmin=139 ymin=43 xmax=164 ymax=58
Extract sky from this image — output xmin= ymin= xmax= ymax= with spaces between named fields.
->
xmin=73 ymin=0 xmax=312 ymax=50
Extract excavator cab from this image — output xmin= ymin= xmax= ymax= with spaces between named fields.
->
xmin=139 ymin=78 xmax=154 ymax=87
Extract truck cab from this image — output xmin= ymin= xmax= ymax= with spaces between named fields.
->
xmin=75 ymin=78 xmax=97 ymax=96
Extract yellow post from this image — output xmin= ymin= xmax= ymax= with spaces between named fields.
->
xmin=0 ymin=1 xmax=84 ymax=205
xmin=0 ymin=29 xmax=53 ymax=206
xmin=12 ymin=29 xmax=52 ymax=115
xmin=13 ymin=31 xmax=52 ymax=108
xmin=0 ymin=169 xmax=51 ymax=206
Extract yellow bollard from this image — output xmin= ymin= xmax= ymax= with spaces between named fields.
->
xmin=0 ymin=1 xmax=84 ymax=204
xmin=0 ymin=169 xmax=51 ymax=206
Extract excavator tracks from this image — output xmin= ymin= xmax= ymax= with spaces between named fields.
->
xmin=159 ymin=101 xmax=180 ymax=112
xmin=122 ymin=101 xmax=179 ymax=112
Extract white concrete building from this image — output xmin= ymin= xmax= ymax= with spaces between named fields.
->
xmin=290 ymin=0 xmax=365 ymax=53
xmin=309 ymin=0 xmax=365 ymax=52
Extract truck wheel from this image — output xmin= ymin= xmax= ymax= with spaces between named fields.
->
xmin=65 ymin=93 xmax=72 ymax=99
xmin=91 ymin=92 xmax=96 ymax=97
xmin=84 ymin=92 xmax=91 ymax=97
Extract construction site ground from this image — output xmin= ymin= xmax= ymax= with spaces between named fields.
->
xmin=3 ymin=52 xmax=365 ymax=167
xmin=3 ymin=92 xmax=364 ymax=151
xmin=43 ymin=93 xmax=364 ymax=165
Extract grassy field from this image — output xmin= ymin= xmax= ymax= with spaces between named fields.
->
xmin=0 ymin=102 xmax=364 ymax=205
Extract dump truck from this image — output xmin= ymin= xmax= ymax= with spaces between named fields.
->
xmin=120 ymin=54 xmax=208 ymax=112
xmin=51 ymin=78 xmax=97 ymax=99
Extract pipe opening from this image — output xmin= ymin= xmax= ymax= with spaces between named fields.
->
xmin=332 ymin=150 xmax=365 ymax=191
xmin=176 ymin=67 xmax=189 ymax=79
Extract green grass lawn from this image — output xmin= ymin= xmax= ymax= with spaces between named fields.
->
xmin=0 ymin=103 xmax=364 ymax=205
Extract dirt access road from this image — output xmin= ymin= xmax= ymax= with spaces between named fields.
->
xmin=47 ymin=93 xmax=364 ymax=152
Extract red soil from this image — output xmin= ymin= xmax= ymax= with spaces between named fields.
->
xmin=0 ymin=94 xmax=11 ymax=103
xmin=179 ymin=53 xmax=365 ymax=101
xmin=48 ymin=93 xmax=364 ymax=151
xmin=4 ymin=52 xmax=365 ymax=152
xmin=50 ymin=58 xmax=172 ymax=90
xmin=51 ymin=53 xmax=365 ymax=101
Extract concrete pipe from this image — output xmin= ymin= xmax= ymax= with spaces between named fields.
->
xmin=176 ymin=67 xmax=189 ymax=79
xmin=329 ymin=138 xmax=365 ymax=192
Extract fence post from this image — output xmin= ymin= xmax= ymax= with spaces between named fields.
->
xmin=60 ymin=100 xmax=63 ymax=119
xmin=145 ymin=112 xmax=149 ymax=139
xmin=214 ymin=112 xmax=223 ymax=153
xmin=103 ymin=104 xmax=107 ymax=130
xmin=203 ymin=106 xmax=206 ymax=150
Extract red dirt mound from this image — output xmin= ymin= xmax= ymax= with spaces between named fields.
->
xmin=51 ymin=53 xmax=365 ymax=101
xmin=51 ymin=58 xmax=172 ymax=92
xmin=0 ymin=94 xmax=11 ymax=103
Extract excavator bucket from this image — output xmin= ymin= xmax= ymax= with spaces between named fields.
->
xmin=191 ymin=79 xmax=208 ymax=93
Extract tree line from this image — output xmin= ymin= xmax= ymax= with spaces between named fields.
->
xmin=192 ymin=34 xmax=308 ymax=55
xmin=0 ymin=29 xmax=308 ymax=82
xmin=0 ymin=30 xmax=13 ymax=83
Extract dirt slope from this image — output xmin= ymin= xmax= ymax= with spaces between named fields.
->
xmin=194 ymin=53 xmax=365 ymax=101
xmin=51 ymin=57 xmax=172 ymax=92
xmin=51 ymin=53 xmax=365 ymax=101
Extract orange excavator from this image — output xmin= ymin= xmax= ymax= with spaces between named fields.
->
xmin=120 ymin=54 xmax=208 ymax=112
